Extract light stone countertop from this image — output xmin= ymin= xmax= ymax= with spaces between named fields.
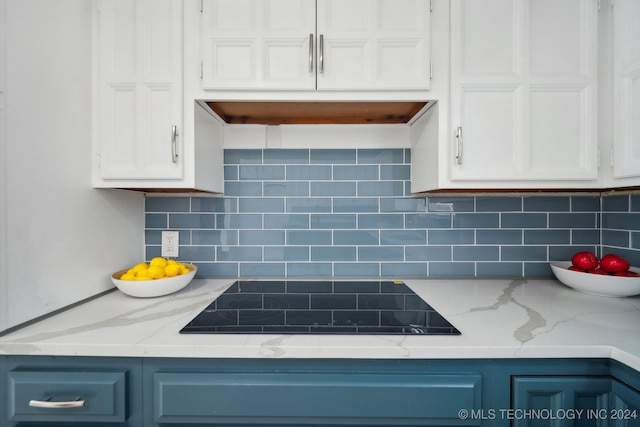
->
xmin=1 ymin=278 xmax=639 ymax=371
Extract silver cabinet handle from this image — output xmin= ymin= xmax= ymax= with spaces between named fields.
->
xmin=319 ymin=34 xmax=324 ymax=73
xmin=308 ymin=33 xmax=314 ymax=72
xmin=171 ymin=125 xmax=178 ymax=163
xmin=455 ymin=126 xmax=463 ymax=165
xmin=29 ymin=397 xmax=85 ymax=409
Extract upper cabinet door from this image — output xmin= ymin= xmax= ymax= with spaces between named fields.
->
xmin=449 ymin=0 xmax=598 ymax=184
xmin=97 ymin=0 xmax=183 ymax=180
xmin=316 ymin=0 xmax=431 ymax=90
xmin=201 ymin=0 xmax=316 ymax=90
xmin=612 ymin=0 xmax=640 ymax=184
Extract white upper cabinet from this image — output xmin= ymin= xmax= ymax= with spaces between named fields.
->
xmin=446 ymin=0 xmax=599 ymax=187
xmin=200 ymin=0 xmax=431 ymax=91
xmin=611 ymin=0 xmax=640 ymax=186
xmin=94 ymin=0 xmax=224 ymax=192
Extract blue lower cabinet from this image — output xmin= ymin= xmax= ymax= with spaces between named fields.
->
xmin=153 ymin=371 xmax=482 ymax=425
xmin=1 ymin=356 xmax=143 ymax=427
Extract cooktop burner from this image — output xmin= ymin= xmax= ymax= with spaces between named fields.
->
xmin=180 ymin=280 xmax=460 ymax=335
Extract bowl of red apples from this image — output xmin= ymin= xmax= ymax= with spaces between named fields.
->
xmin=550 ymin=252 xmax=640 ymax=297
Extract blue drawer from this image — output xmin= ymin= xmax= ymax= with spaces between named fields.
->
xmin=8 ymin=370 xmax=127 ymax=423
xmin=154 ymin=371 xmax=482 ymax=425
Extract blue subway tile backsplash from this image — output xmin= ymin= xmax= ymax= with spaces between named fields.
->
xmin=145 ymin=149 xmax=640 ymax=278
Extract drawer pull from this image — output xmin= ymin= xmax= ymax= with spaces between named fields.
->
xmin=29 ymin=396 xmax=85 ymax=409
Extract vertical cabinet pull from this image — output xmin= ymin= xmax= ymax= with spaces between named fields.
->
xmin=171 ymin=125 xmax=179 ymax=163
xmin=308 ymin=34 xmax=314 ymax=72
xmin=455 ymin=126 xmax=463 ymax=165
xmin=29 ymin=396 xmax=85 ymax=409
xmin=319 ymin=34 xmax=324 ymax=73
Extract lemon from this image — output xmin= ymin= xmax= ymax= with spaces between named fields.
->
xmin=167 ymin=259 xmax=177 ymax=265
xmin=120 ymin=273 xmax=136 ymax=281
xmin=147 ymin=265 xmax=166 ymax=279
xmin=164 ymin=264 xmax=181 ymax=277
xmin=132 ymin=262 xmax=148 ymax=273
xmin=180 ymin=266 xmax=190 ymax=275
xmin=135 ymin=275 xmax=152 ymax=281
xmin=150 ymin=257 xmax=168 ymax=268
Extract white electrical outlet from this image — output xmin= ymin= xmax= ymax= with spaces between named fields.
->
xmin=161 ymin=231 xmax=180 ymax=258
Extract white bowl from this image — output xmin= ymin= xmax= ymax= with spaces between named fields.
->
xmin=550 ymin=261 xmax=640 ymax=297
xmin=111 ymin=263 xmax=197 ymax=298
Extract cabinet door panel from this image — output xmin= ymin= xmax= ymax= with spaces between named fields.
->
xmin=613 ymin=0 xmax=640 ymax=182
xmin=202 ymin=0 xmax=316 ymax=90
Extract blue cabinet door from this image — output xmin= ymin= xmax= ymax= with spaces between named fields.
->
xmin=611 ymin=380 xmax=640 ymax=427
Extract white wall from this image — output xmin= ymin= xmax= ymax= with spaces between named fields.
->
xmin=0 ymin=0 xmax=144 ymax=333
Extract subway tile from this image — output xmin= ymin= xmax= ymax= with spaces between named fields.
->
xmin=333 ymin=198 xmax=379 ymax=213
xmin=192 ymin=230 xmax=238 ymax=245
xmin=380 ymin=165 xmax=410 ymax=180
xmin=427 ymin=197 xmax=475 ymax=212
xmin=224 ymin=149 xmax=262 ymax=164
xmin=453 ymin=213 xmax=499 ymax=229
xmin=501 ymin=213 xmax=548 ymax=228
xmin=224 ymin=182 xmax=262 ymax=197
xmin=239 ymin=230 xmax=286 ymax=245
xmin=453 ymin=246 xmax=500 ymax=261
xmin=357 ymin=149 xmax=404 ymax=164
xmin=476 ymin=229 xmax=522 ymax=244
xmin=286 ymin=198 xmax=332 ymax=213
xmin=524 ymin=262 xmax=553 ymax=278
xmin=602 ymin=213 xmax=640 ymax=231
xmin=381 ymin=263 xmax=427 ymax=277
xmin=239 ymin=198 xmax=285 ymax=213
xmin=334 ymin=263 xmax=380 ymax=277
xmin=264 ymin=246 xmax=310 ymax=261
xmin=191 ymin=197 xmax=237 ymax=213
xmin=145 ymin=197 xmax=190 ymax=212
xmin=358 ymin=246 xmax=404 ymax=261
xmin=286 ymin=165 xmax=332 ymax=180
xmin=524 ymin=230 xmax=571 ymax=245
xmin=333 ymin=165 xmax=378 ymax=180
xmin=146 ymin=213 xmax=168 ymax=229
xmin=217 ymin=246 xmax=262 ymax=261
xmin=169 ymin=213 xmax=215 ymax=229
xmin=632 ymin=195 xmax=640 ymax=212
xmin=549 ymin=245 xmax=597 ymax=261
xmin=380 ymin=230 xmax=426 ymax=245
xmin=287 ymin=230 xmax=332 ymax=245
xmin=310 ymin=149 xmax=356 ymax=164
xmin=239 ymin=165 xmax=285 ymax=180
xmin=602 ymin=229 xmax=630 ymax=248
xmin=549 ymin=212 xmax=597 ymax=229
xmin=428 ymin=262 xmax=475 ymax=277
xmin=311 ymin=214 xmax=356 ymax=229
xmin=523 ymin=196 xmax=570 ymax=212
xmin=571 ymin=230 xmax=600 ymax=245
xmin=264 ymin=149 xmax=309 ymax=164
xmin=240 ymin=263 xmax=286 ymax=277
xmin=333 ymin=230 xmax=379 ymax=245
xmin=633 ymin=232 xmax=640 ymax=250
xmin=264 ymin=181 xmax=309 ymax=197
xmin=311 ymin=181 xmax=356 ymax=197
xmin=405 ymin=213 xmax=451 ymax=229
xmin=428 ymin=229 xmax=474 ymax=245
xmin=358 ymin=181 xmax=404 ymax=197
xmin=405 ymin=246 xmax=451 ymax=261
xmin=176 ymin=246 xmax=215 ymax=262
xmin=145 ymin=230 xmax=162 ymax=245
xmin=311 ymin=246 xmax=356 ymax=261
xmin=196 ymin=262 xmax=238 ymax=277
xmin=475 ymin=196 xmax=522 ymax=212
xmin=287 ymin=262 xmax=333 ymax=277
xmin=476 ymin=262 xmax=523 ymax=277
xmin=501 ymin=246 xmax=547 ymax=261
xmin=571 ymin=196 xmax=600 ymax=212
xmin=224 ymin=165 xmax=238 ymax=180
xmin=358 ymin=214 xmax=404 ymax=229
xmin=264 ymin=214 xmax=310 ymax=229
xmin=216 ymin=213 xmax=262 ymax=229
xmin=602 ymin=195 xmax=629 ymax=212
xmin=380 ymin=197 xmax=426 ymax=213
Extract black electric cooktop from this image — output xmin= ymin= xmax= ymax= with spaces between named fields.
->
xmin=180 ymin=280 xmax=460 ymax=335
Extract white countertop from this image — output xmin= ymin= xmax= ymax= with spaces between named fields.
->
xmin=1 ymin=278 xmax=640 ymax=370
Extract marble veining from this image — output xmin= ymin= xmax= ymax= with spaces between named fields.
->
xmin=1 ymin=278 xmax=639 ymax=371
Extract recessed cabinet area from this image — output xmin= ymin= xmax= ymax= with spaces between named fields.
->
xmin=92 ymin=0 xmax=640 ymax=194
